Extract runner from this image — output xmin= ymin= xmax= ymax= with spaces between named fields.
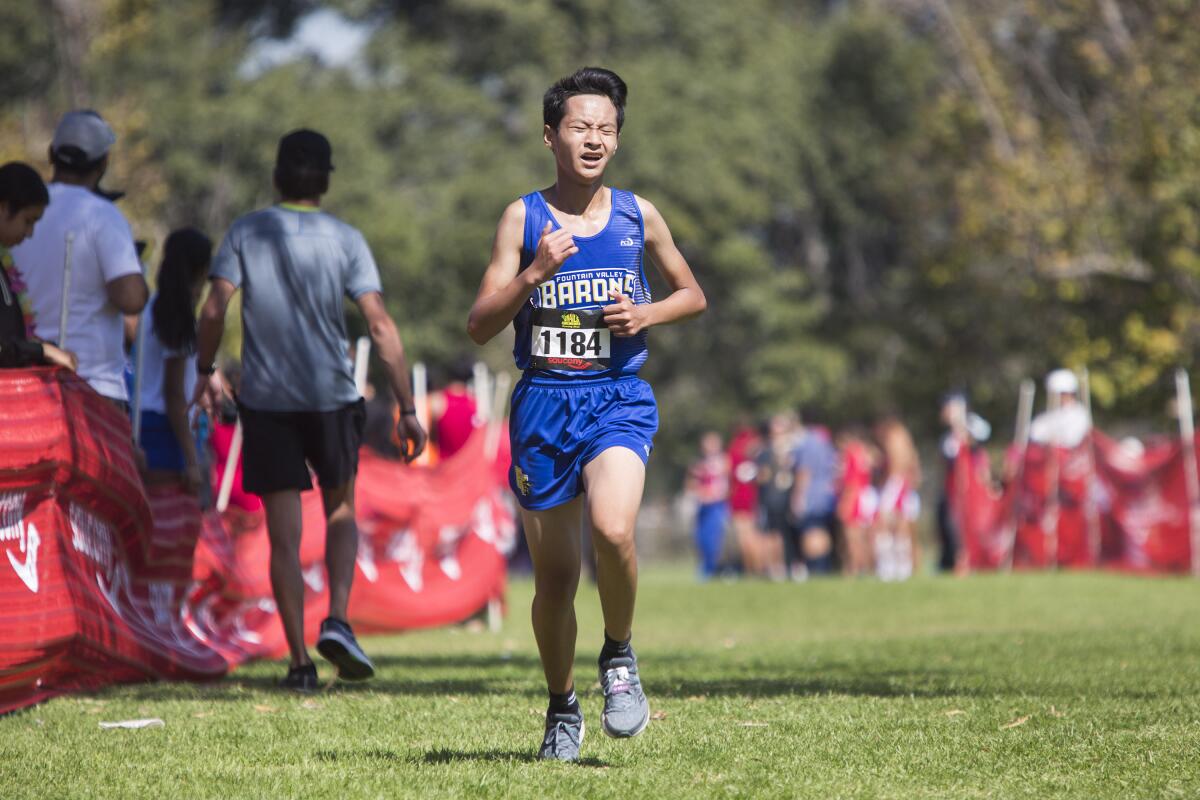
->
xmin=467 ymin=67 xmax=706 ymax=761
xmin=195 ymin=129 xmax=426 ymax=691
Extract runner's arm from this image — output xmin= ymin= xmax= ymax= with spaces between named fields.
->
xmin=467 ymin=201 xmax=578 ymax=345
xmin=467 ymin=201 xmax=534 ymax=345
xmin=356 ymin=292 xmax=417 ymax=413
xmin=196 ymin=278 xmax=235 ymax=374
xmin=355 ymin=291 xmax=426 ymax=462
xmin=164 ymin=355 xmax=202 ymax=492
xmin=106 ymin=273 xmax=149 ymax=315
xmin=192 ymin=277 xmax=237 ymax=410
xmin=640 ymin=197 xmax=706 ymax=325
xmin=603 ymin=196 xmax=705 ymax=337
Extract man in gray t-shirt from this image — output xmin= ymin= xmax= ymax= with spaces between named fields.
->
xmin=195 ymin=129 xmax=426 ymax=691
xmin=210 ymin=204 xmax=382 ymax=411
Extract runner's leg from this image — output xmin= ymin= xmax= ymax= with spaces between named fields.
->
xmin=263 ymin=489 xmax=308 ymax=666
xmin=582 ymin=446 xmax=645 ymax=642
xmin=523 ymin=497 xmax=584 ymax=694
xmin=321 ymin=478 xmax=356 ymax=621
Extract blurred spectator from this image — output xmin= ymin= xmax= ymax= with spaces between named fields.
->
xmin=1030 ymin=368 xmax=1091 ymax=447
xmin=836 ymin=426 xmax=878 ymax=577
xmin=685 ymin=431 xmax=730 ymax=580
xmin=11 ymin=110 xmax=148 ymax=406
xmin=938 ymin=392 xmax=992 ymax=574
xmin=430 ymin=357 xmax=479 ymax=460
xmin=136 ymin=228 xmax=212 ymax=494
xmin=790 ymin=415 xmax=837 ymax=576
xmin=727 ymin=420 xmax=763 ymax=575
xmin=755 ymin=413 xmax=796 ymax=580
xmin=0 ymin=162 xmax=76 ymax=371
xmin=875 ymin=415 xmax=921 ymax=581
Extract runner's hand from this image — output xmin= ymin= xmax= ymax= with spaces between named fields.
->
xmin=396 ymin=413 xmax=427 ymax=464
xmin=603 ymin=290 xmax=649 ymax=337
xmin=42 ymin=343 xmax=78 ymax=371
xmin=192 ymin=370 xmax=225 ymax=414
xmin=529 ymin=221 xmax=577 ymax=283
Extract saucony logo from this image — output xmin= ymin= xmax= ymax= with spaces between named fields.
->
xmin=1 ymin=494 xmax=39 ymax=594
xmin=3 ymin=522 xmax=39 ymax=594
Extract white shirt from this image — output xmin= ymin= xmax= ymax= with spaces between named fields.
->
xmin=1030 ymin=404 xmax=1092 ymax=448
xmin=11 ymin=183 xmax=142 ymax=400
xmin=137 ymin=296 xmax=197 ymax=415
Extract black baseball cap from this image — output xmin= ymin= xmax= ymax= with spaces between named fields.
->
xmin=276 ymin=129 xmax=334 ymax=172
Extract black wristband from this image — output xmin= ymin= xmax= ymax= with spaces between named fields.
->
xmin=198 ymin=363 xmax=216 ymax=376
xmin=400 ymin=407 xmax=417 ymax=416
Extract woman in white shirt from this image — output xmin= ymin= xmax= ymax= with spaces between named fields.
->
xmin=138 ymin=228 xmax=212 ymax=492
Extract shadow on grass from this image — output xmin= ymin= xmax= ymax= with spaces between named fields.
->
xmin=71 ymin=644 xmax=1163 ymax=705
xmin=422 ymin=747 xmax=607 ymax=768
xmin=315 ymin=748 xmax=402 ymax=763
xmin=103 ymin=663 xmax=985 ymax=703
xmin=653 ymin=670 xmax=970 ymax=699
xmin=370 ymin=653 xmax=542 ymax=670
xmin=105 ymin=675 xmax=535 ymax=702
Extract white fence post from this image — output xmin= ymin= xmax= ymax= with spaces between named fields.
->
xmin=353 ymin=336 xmax=371 ymax=396
xmin=58 ymin=232 xmax=74 ymax=349
xmin=1175 ymin=369 xmax=1200 ymax=578
xmin=1002 ymin=379 xmax=1036 ymax=571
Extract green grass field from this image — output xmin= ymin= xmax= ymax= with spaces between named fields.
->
xmin=2 ymin=570 xmax=1198 ymax=799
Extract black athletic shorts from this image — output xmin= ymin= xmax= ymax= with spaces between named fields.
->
xmin=239 ymin=399 xmax=366 ymax=495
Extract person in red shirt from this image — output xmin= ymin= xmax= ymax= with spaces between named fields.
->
xmin=685 ymin=431 xmax=730 ymax=579
xmin=430 ymin=359 xmax=480 ymax=460
xmin=836 ymin=427 xmax=878 ymax=576
xmin=727 ymin=421 xmax=764 ymax=576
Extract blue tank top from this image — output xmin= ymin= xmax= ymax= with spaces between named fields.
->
xmin=512 ymin=189 xmax=651 ymax=382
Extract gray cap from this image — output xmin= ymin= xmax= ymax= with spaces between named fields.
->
xmin=51 ymin=110 xmax=116 ymax=168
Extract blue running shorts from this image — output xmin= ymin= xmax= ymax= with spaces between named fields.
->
xmin=508 ymin=376 xmax=658 ymax=511
xmin=139 ymin=410 xmax=186 ymax=472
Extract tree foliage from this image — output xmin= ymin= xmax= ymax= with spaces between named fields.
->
xmin=4 ymin=0 xmax=1200 ymax=486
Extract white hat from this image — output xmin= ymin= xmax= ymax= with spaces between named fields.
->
xmin=1045 ymin=368 xmax=1079 ymax=395
xmin=51 ymin=110 xmax=116 ymax=168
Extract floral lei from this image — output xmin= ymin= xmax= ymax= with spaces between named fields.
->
xmin=0 ymin=245 xmax=37 ymax=338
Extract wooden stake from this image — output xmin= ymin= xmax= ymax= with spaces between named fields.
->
xmin=1175 ymin=369 xmax=1200 ymax=578
xmin=484 ymin=371 xmax=512 ymax=461
xmin=1043 ymin=386 xmax=1062 ymax=570
xmin=58 ymin=232 xmax=74 ymax=349
xmin=1002 ymin=379 xmax=1035 ymax=571
xmin=216 ymin=419 xmax=242 ymax=513
xmin=1081 ymin=368 xmax=1101 ymax=565
xmin=413 ymin=362 xmax=430 ymax=465
xmin=353 ymin=336 xmax=371 ymax=396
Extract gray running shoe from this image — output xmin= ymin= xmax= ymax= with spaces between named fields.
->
xmin=537 ymin=709 xmax=585 ymax=762
xmin=599 ymin=652 xmax=650 ymax=738
xmin=316 ymin=617 xmax=375 ymax=681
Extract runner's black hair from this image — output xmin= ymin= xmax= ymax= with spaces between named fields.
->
xmin=0 ymin=162 xmax=49 ymax=216
xmin=274 ymin=162 xmax=329 ymax=200
xmin=152 ymin=227 xmax=212 ymax=353
xmin=543 ymin=67 xmax=628 ymax=132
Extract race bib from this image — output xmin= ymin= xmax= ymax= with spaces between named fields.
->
xmin=530 ymin=307 xmax=610 ymax=372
